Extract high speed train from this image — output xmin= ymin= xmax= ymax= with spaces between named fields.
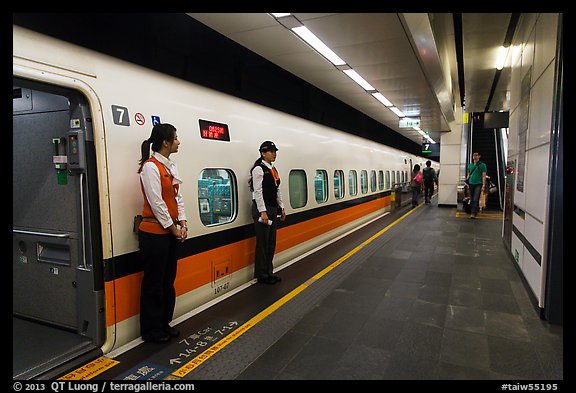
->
xmin=13 ymin=25 xmax=438 ymax=378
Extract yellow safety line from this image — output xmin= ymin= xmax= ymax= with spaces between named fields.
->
xmin=454 ymin=210 xmax=503 ymax=220
xmin=57 ymin=357 xmax=120 ymax=380
xmin=172 ymin=204 xmax=423 ymax=378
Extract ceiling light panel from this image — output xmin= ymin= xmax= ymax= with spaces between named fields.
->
xmin=343 ymin=69 xmax=375 ymax=91
xmin=291 ymin=26 xmax=346 ymax=66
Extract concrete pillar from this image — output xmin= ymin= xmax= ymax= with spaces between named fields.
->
xmin=438 ymin=107 xmax=465 ymax=207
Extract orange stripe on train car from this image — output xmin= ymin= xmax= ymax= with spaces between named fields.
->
xmin=105 ymin=195 xmax=391 ymax=326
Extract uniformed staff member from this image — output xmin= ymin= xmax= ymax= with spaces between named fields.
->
xmin=249 ymin=141 xmax=286 ymax=284
xmin=137 ymin=123 xmax=187 ymax=342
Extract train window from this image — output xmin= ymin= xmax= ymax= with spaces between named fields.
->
xmin=360 ymin=170 xmax=368 ymax=194
xmin=334 ymin=170 xmax=345 ymax=199
xmin=198 ymin=169 xmax=237 ymax=226
xmin=370 ymin=170 xmax=377 ymax=192
xmin=396 ymin=171 xmax=400 ymax=185
xmin=289 ymin=170 xmax=307 ymax=209
xmin=349 ymin=170 xmax=358 ymax=196
xmin=391 ymin=171 xmax=395 ymax=187
xmin=401 ymin=171 xmax=405 ymax=184
xmin=315 ymin=170 xmax=328 ymax=203
xmin=386 ymin=171 xmax=391 ymax=189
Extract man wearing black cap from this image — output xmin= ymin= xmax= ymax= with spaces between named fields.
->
xmin=249 ymin=141 xmax=286 ymax=284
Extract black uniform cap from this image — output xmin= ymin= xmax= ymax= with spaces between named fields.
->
xmin=259 ymin=141 xmax=278 ymax=152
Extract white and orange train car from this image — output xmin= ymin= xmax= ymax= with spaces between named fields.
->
xmin=13 ymin=25 xmax=438 ymax=376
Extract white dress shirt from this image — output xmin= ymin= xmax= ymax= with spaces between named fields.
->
xmin=252 ymin=160 xmax=285 ymax=213
xmin=140 ymin=152 xmax=187 ymax=229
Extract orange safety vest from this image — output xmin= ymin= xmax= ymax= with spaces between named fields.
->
xmin=139 ymin=156 xmax=179 ymax=234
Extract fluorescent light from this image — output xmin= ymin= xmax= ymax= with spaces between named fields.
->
xmin=343 ymin=69 xmax=375 ymax=91
xmin=270 ymin=13 xmax=291 ymax=18
xmin=291 ymin=26 xmax=346 ymax=66
xmin=389 ymin=106 xmax=405 ymax=117
xmin=496 ymin=45 xmax=509 ymax=70
xmin=372 ymin=92 xmax=393 ymax=106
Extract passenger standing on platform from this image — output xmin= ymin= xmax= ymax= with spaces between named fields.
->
xmin=249 ymin=141 xmax=286 ymax=285
xmin=411 ymin=164 xmax=423 ymax=208
xmin=137 ymin=123 xmax=187 ymax=342
xmin=465 ymin=151 xmax=487 ymax=219
xmin=422 ymin=160 xmax=438 ymax=204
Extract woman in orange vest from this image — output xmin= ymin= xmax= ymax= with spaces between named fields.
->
xmin=137 ymin=123 xmax=187 ymax=342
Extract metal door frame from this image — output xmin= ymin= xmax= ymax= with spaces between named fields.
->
xmin=13 ymin=76 xmax=106 ymax=346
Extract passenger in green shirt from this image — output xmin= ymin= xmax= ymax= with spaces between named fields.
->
xmin=466 ymin=152 xmax=487 ymax=218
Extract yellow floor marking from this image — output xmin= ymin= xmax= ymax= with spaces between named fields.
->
xmin=454 ymin=209 xmax=503 ymax=220
xmin=172 ymin=204 xmax=422 ymax=378
xmin=57 ymin=357 xmax=119 ymax=380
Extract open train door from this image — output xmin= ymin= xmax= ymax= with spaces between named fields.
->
xmin=13 ymin=78 xmax=106 ymax=379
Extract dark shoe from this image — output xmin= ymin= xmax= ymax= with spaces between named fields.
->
xmin=165 ymin=326 xmax=180 ymax=338
xmin=142 ymin=331 xmax=170 ymax=343
xmin=257 ymin=277 xmax=277 ymax=285
xmin=271 ymin=275 xmax=282 ymax=282
xmin=470 ymin=214 xmax=476 ymax=219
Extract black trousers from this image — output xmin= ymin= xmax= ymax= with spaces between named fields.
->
xmin=138 ymin=231 xmax=179 ymax=336
xmin=252 ymin=202 xmax=278 ymax=279
xmin=424 ymin=181 xmax=435 ymax=201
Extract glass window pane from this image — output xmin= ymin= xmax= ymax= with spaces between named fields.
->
xmin=370 ymin=170 xmax=376 ymax=192
xmin=386 ymin=171 xmax=390 ymax=189
xmin=378 ymin=170 xmax=384 ymax=191
xmin=360 ymin=170 xmax=368 ymax=194
xmin=315 ymin=170 xmax=328 ymax=203
xmin=334 ymin=170 xmax=345 ymax=199
xmin=349 ymin=170 xmax=357 ymax=196
xmin=289 ymin=170 xmax=307 ymax=209
xmin=198 ymin=169 xmax=236 ymax=226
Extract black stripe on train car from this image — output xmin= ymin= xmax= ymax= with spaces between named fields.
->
xmin=103 ymin=189 xmax=393 ymax=281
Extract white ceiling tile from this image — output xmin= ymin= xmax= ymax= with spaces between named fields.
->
xmin=187 ymin=13 xmax=514 ymax=144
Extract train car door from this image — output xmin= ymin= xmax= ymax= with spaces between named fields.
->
xmin=13 ymin=78 xmax=105 ymax=379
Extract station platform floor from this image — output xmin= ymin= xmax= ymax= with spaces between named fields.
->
xmin=58 ymin=197 xmax=563 ymax=381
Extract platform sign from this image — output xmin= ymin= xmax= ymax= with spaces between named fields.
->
xmin=116 ymin=362 xmax=173 ymax=380
xmin=422 ymin=142 xmax=440 ymax=155
xmin=57 ymin=357 xmax=119 ymax=380
xmin=399 ymin=117 xmax=420 ymax=128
